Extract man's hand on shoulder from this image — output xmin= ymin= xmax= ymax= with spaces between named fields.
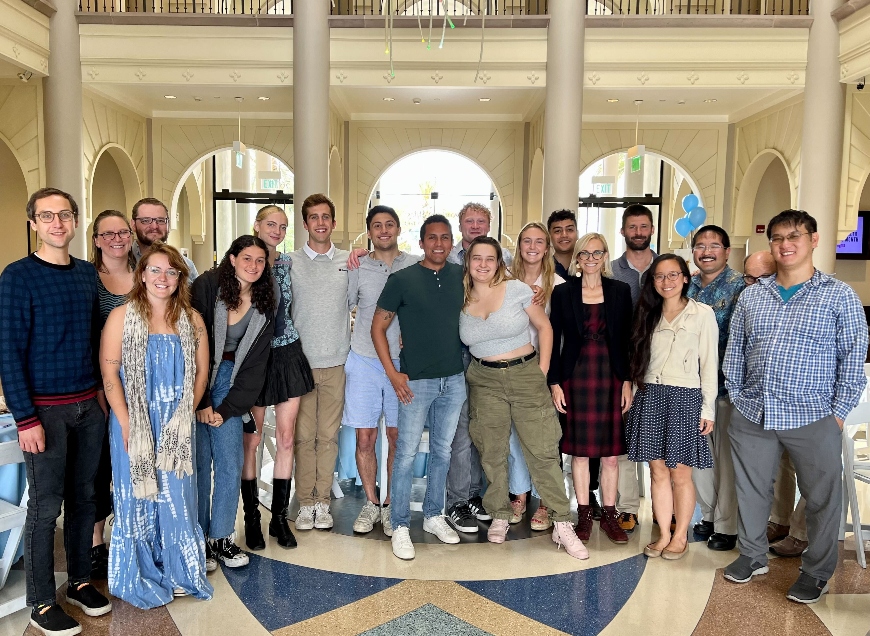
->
xmin=346 ymin=248 xmax=369 ymax=272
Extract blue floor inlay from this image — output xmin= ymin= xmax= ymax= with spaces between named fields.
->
xmin=458 ymin=554 xmax=647 ymax=636
xmin=359 ymin=604 xmax=494 ymax=636
xmin=220 ymin=554 xmax=404 ymax=631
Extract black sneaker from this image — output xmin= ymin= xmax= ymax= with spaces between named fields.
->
xmin=30 ymin=604 xmax=81 ymax=636
xmin=204 ymin=539 xmax=218 ymax=572
xmin=90 ymin=544 xmax=109 ymax=580
xmin=447 ymin=503 xmax=479 ymax=533
xmin=786 ymin=571 xmax=829 ymax=604
xmin=589 ymin=491 xmax=604 ymax=521
xmin=723 ymin=555 xmax=769 ymax=583
xmin=707 ymin=532 xmax=738 ymax=551
xmin=693 ymin=520 xmax=715 ymax=539
xmin=64 ymin=582 xmax=112 ymax=617
xmin=467 ymin=496 xmax=491 ymax=521
xmin=210 ymin=535 xmax=249 ymax=568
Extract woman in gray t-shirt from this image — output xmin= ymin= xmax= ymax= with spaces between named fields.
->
xmin=458 ymin=237 xmax=586 ymax=559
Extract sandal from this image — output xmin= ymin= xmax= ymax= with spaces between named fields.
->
xmin=530 ymin=506 xmax=551 ymax=531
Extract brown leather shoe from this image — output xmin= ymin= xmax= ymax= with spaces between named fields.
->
xmin=600 ymin=508 xmax=629 ymax=544
xmin=769 ymin=535 xmax=808 ymax=557
xmin=766 ymin=522 xmax=790 ymax=544
xmin=575 ymin=505 xmax=594 ymax=541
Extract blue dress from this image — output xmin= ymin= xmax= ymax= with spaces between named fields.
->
xmin=108 ymin=334 xmax=213 ymax=609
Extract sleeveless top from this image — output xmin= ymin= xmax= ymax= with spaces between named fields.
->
xmin=97 ymin=275 xmax=128 ymax=328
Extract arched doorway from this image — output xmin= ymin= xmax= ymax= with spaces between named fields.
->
xmin=368 ymin=149 xmax=501 ymax=254
xmin=734 ymin=151 xmax=795 ymax=255
xmin=172 ymin=147 xmax=294 ymax=272
xmin=88 ymin=145 xmax=143 ymax=259
xmin=0 ymin=136 xmax=29 ymax=273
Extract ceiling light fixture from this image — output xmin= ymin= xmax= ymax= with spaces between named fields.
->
xmin=412 ymin=97 xmax=422 ymax=105
xmin=258 ymin=96 xmax=270 ymax=101
xmin=164 ymin=95 xmax=176 ymax=99
xmin=383 ymin=97 xmax=395 ymax=101
xmin=479 ymin=97 xmax=491 ymax=102
xmin=704 ymin=98 xmax=718 ymax=103
xmin=607 ymin=98 xmax=619 ymax=103
xmin=194 ymin=96 xmax=203 ymax=102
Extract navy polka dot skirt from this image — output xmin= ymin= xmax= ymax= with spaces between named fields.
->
xmin=625 ymin=384 xmax=713 ymax=470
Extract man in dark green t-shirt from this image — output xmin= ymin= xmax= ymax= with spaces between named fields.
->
xmin=372 ymin=214 xmax=466 ymax=561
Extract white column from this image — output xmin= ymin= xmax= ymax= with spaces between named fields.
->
xmin=44 ymin=0 xmax=86 ymax=258
xmin=292 ymin=0 xmax=331 ymax=249
xmin=542 ymin=0 xmax=584 ymax=217
xmin=796 ymin=0 xmax=845 ymax=274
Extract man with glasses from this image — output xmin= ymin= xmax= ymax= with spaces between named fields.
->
xmin=742 ymin=251 xmax=776 ymax=287
xmin=687 ymin=225 xmax=745 ymax=552
xmin=0 ymin=188 xmax=113 ymax=636
xmin=131 ymin=197 xmax=198 ymax=281
xmin=609 ymin=204 xmax=657 ymax=534
xmin=723 ymin=209 xmax=868 ymax=603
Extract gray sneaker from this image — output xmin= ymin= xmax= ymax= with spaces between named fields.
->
xmin=296 ymin=505 xmax=315 ymax=531
xmin=353 ymin=501 xmax=380 ymax=533
xmin=786 ymin=571 xmax=829 ymax=604
xmin=382 ymin=503 xmax=393 ymax=537
xmin=724 ymin=555 xmax=769 ymax=583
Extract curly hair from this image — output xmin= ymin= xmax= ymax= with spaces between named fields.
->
xmin=463 ymin=236 xmax=512 ymax=308
xmin=217 ymin=235 xmax=276 ymax=315
xmin=128 ymin=242 xmax=194 ymax=329
xmin=628 ymin=253 xmax=691 ymax=388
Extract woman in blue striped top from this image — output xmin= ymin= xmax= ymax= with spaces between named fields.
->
xmin=89 ymin=209 xmax=137 ymax=580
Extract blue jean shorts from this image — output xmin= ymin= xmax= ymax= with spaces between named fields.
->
xmin=342 ymin=350 xmax=399 ymax=428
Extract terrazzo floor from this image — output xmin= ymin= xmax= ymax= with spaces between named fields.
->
xmin=2 ymin=479 xmax=869 ymax=636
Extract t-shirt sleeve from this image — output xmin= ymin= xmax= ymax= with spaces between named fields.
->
xmin=377 ymin=271 xmax=403 ymax=313
xmin=513 ymin=279 xmax=534 ymax=309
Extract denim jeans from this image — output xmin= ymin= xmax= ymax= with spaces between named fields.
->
xmin=196 ymin=360 xmax=244 ymax=540
xmin=446 ymin=347 xmax=484 ymax=509
xmin=24 ymin=398 xmax=105 ymax=606
xmin=390 ymin=372 xmax=466 ymax=529
xmin=508 ymin=422 xmax=539 ymax=499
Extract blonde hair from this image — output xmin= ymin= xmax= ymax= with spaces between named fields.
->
xmin=458 ymin=202 xmax=492 ymax=223
xmin=252 ymin=204 xmax=288 ymax=235
xmin=512 ymin=221 xmax=556 ymax=306
xmin=568 ymin=233 xmax=613 ymax=277
xmin=462 ymin=237 xmax=512 ymax=308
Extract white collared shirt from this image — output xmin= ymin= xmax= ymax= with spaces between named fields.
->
xmin=303 ymin=241 xmax=336 ymax=260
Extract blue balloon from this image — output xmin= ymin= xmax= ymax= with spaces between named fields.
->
xmin=675 ymin=217 xmax=694 ymax=238
xmin=682 ymin=193 xmax=699 ymax=214
xmin=688 ymin=206 xmax=707 ymax=229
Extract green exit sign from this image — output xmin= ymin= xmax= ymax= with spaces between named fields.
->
xmin=261 ymin=179 xmax=280 ymax=190
xmin=630 ymin=155 xmax=642 ymax=173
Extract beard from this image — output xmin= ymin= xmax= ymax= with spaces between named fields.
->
xmin=626 ymin=235 xmax=651 ymax=251
xmin=137 ymin=229 xmax=168 ymax=247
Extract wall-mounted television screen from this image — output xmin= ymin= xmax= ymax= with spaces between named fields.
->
xmin=837 ymin=211 xmax=870 ymax=260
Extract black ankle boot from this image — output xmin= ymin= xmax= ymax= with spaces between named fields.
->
xmin=240 ymin=479 xmax=266 ymax=551
xmin=269 ymin=478 xmax=297 ymax=548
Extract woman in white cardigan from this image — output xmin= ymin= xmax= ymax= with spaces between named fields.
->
xmin=624 ymin=253 xmax=718 ymax=561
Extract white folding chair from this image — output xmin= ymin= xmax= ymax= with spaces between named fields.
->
xmin=0 ymin=438 xmax=27 ymax=618
xmin=841 ymin=401 xmax=870 ymax=568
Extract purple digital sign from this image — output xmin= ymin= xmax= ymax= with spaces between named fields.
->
xmin=837 ymin=216 xmax=864 ymax=255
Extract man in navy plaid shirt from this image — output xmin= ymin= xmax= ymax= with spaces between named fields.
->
xmin=722 ymin=209 xmax=868 ymax=604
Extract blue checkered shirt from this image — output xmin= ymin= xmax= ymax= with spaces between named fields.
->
xmin=723 ymin=269 xmax=868 ymax=430
xmin=688 ymin=266 xmax=746 ymax=398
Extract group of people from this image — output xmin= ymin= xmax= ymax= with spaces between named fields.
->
xmin=0 ymin=186 xmax=866 ymax=636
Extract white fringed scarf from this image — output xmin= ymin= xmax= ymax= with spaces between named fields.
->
xmin=122 ymin=306 xmax=197 ymax=500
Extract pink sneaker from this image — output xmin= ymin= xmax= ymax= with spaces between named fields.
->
xmin=487 ymin=519 xmax=510 ymax=544
xmin=552 ymin=521 xmax=589 ymax=560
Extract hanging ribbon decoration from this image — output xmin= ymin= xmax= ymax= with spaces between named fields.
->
xmin=474 ymin=1 xmax=486 ymax=83
xmin=439 ymin=0 xmax=454 ymax=49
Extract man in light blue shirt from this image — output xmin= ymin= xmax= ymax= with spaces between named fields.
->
xmin=723 ymin=209 xmax=868 ymax=604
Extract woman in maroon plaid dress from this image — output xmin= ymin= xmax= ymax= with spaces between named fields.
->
xmin=548 ymin=233 xmax=634 ymax=547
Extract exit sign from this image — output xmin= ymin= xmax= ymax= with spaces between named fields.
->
xmin=593 ymin=182 xmax=613 ymax=196
xmin=235 ymin=151 xmax=244 ymax=169
xmin=261 ymin=179 xmax=280 ymax=190
xmin=630 ymin=155 xmax=642 ymax=173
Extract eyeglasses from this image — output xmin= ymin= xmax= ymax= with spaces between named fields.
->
xmin=135 ymin=217 xmax=169 ymax=226
xmin=653 ymin=271 xmax=683 ymax=282
xmin=769 ymin=231 xmax=809 ymax=246
xmin=34 ymin=210 xmax=75 ymax=223
xmin=692 ymin=243 xmax=724 ymax=252
xmin=578 ymin=250 xmax=606 ymax=260
xmin=97 ymin=229 xmax=132 ymax=240
xmin=742 ymin=273 xmax=774 ymax=285
xmin=144 ymin=266 xmax=180 ymax=279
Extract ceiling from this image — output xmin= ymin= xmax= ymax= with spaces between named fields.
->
xmin=0 ymin=58 xmax=27 ymax=79
xmin=89 ymin=84 xmax=295 ymax=117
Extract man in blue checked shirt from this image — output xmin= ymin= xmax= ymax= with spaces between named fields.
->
xmin=722 ymin=209 xmax=868 ymax=604
xmin=687 ymin=225 xmax=745 ymax=553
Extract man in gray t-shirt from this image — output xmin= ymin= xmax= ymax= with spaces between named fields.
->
xmin=344 ymin=206 xmax=419 ymax=537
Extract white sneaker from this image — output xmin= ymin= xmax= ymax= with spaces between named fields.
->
xmin=382 ymin=503 xmax=393 ymax=537
xmin=314 ymin=501 xmax=334 ymax=529
xmin=210 ymin=535 xmax=249 ymax=568
xmin=391 ymin=526 xmax=415 ymax=560
xmin=423 ymin=515 xmax=460 ymax=544
xmin=205 ymin=541 xmax=218 ymax=572
xmin=353 ymin=501 xmax=381 ymax=534
xmin=296 ymin=505 xmax=315 ymax=530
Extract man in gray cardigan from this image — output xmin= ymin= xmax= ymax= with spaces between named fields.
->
xmin=289 ymin=193 xmax=351 ymax=531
